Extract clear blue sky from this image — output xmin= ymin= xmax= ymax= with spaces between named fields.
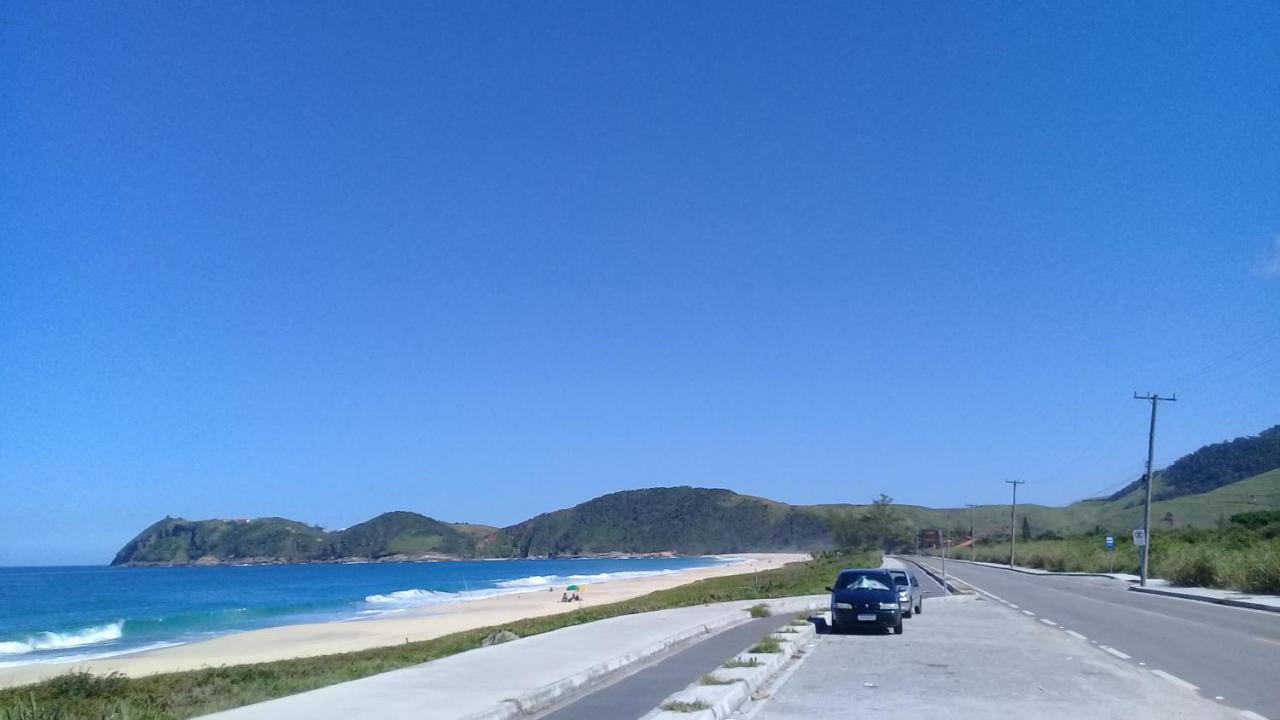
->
xmin=2 ymin=2 xmax=1278 ymax=565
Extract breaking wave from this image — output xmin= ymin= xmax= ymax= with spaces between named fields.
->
xmin=0 ymin=621 xmax=124 ymax=656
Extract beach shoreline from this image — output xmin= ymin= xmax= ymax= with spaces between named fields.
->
xmin=0 ymin=552 xmax=807 ymax=689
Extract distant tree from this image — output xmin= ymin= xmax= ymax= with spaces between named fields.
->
xmin=830 ymin=494 xmax=912 ymax=553
xmin=1020 ymin=515 xmax=1031 ymax=541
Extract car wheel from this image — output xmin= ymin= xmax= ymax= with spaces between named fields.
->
xmin=893 ymin=621 xmax=904 ymax=635
xmin=915 ymin=602 xmax=923 ymax=614
xmin=903 ymin=609 xmax=912 ymax=618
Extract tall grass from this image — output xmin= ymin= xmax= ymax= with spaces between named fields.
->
xmin=0 ymin=551 xmax=878 ymax=720
xmin=961 ymin=529 xmax=1280 ymax=593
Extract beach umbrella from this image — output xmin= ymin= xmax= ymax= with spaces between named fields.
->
xmin=566 ymin=584 xmax=580 ymax=591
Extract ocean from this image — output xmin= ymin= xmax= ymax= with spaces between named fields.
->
xmin=0 ymin=556 xmax=735 ymax=667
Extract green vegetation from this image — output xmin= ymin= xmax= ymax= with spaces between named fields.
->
xmin=112 ymin=423 xmax=1280 ymax=565
xmin=661 ymin=700 xmax=711 ymax=713
xmin=699 ymin=674 xmax=735 ymax=686
xmin=1 ymin=552 xmax=876 ymax=719
xmin=480 ymin=486 xmax=831 ymax=557
xmin=723 ymin=657 xmax=760 ymax=669
xmin=962 ymin=510 xmax=1280 ymax=592
xmin=1108 ymin=425 xmax=1280 ymax=501
xmin=748 ymin=636 xmax=782 ymax=654
xmin=112 ymin=512 xmax=482 ymax=566
xmin=826 ymin=493 xmax=913 ymax=552
xmin=747 ymin=603 xmax=771 ymax=618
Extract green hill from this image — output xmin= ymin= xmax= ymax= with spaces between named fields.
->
xmin=111 ymin=511 xmax=479 ymax=566
xmin=479 ymin=487 xmax=831 ymax=557
xmin=112 ymin=424 xmax=1280 ymax=565
xmin=1107 ymin=425 xmax=1280 ymax=502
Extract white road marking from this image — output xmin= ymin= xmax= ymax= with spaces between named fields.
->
xmin=1239 ymin=711 xmax=1268 ymax=720
xmin=1039 ymin=618 xmax=1058 ymax=626
xmin=1100 ymin=645 xmax=1131 ymax=660
xmin=1021 ymin=610 xmax=1035 ymax=616
xmin=1008 ymin=603 xmax=1019 ymax=609
xmin=1064 ymin=630 xmax=1087 ymax=641
xmin=1150 ymin=670 xmax=1198 ymax=692
xmin=1214 ymin=696 xmax=1224 ymax=701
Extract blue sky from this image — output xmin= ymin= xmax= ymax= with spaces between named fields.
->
xmin=2 ymin=2 xmax=1278 ymax=565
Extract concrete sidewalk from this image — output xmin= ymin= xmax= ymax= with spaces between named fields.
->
xmin=202 ymin=596 xmax=828 ymax=720
xmin=1130 ymin=583 xmax=1280 ymax=612
xmin=749 ymin=594 xmax=1246 ymax=720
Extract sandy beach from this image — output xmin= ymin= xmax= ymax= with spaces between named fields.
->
xmin=0 ymin=553 xmax=807 ymax=689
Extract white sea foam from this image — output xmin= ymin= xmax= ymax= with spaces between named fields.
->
xmin=0 ymin=621 xmax=125 ymax=656
xmin=361 ymin=587 xmax=525 ymax=612
xmin=0 ymin=640 xmax=181 ymax=668
xmin=494 ymin=569 xmax=679 ymax=588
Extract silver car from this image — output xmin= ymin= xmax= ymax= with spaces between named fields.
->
xmin=889 ymin=569 xmax=923 ymax=617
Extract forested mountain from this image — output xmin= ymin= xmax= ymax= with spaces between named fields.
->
xmin=478 ymin=487 xmax=830 ymax=557
xmin=1108 ymin=425 xmax=1280 ymax=502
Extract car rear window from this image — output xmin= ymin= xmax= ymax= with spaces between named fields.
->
xmin=836 ymin=572 xmax=892 ymax=591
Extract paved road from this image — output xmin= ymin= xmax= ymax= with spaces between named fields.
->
xmin=746 ymin=594 xmax=1242 ymax=720
xmin=535 ymin=614 xmax=790 ymax=720
xmin=909 ymin=556 xmax=1280 ymax=720
xmin=536 ymin=561 xmax=943 ymax=720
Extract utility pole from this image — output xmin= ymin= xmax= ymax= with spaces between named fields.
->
xmin=941 ymin=529 xmax=949 ymax=595
xmin=1005 ymin=480 xmax=1026 ymax=567
xmin=1134 ymin=392 xmax=1176 ymax=587
xmin=965 ymin=504 xmax=977 ymax=561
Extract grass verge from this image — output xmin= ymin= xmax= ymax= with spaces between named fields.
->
xmin=748 ymin=636 xmax=782 ymax=654
xmin=661 ymin=700 xmax=710 ymax=712
xmin=0 ymin=550 xmax=876 ymax=720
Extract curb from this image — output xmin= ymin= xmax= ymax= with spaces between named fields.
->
xmin=1127 ymin=586 xmax=1280 ymax=614
xmin=459 ymin=597 xmax=828 ymax=720
xmin=919 ymin=557 xmax=1123 ymax=580
xmin=897 ymin=557 xmax=967 ymax=594
xmin=640 ymin=621 xmax=818 ymax=720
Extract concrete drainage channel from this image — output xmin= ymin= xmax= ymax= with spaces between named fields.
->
xmin=638 ymin=619 xmax=818 ymax=720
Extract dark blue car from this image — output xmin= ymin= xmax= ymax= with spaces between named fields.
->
xmin=826 ymin=568 xmax=904 ymax=635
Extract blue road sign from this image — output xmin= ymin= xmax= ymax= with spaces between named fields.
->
xmin=1105 ymin=535 xmax=1115 ymax=549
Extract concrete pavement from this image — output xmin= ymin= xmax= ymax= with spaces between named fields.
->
xmin=534 ymin=614 xmax=791 ymax=720
xmin=202 ymin=596 xmax=827 ymax=720
xmin=909 ymin=556 xmax=1279 ymax=720
xmin=745 ymin=594 xmax=1244 ymax=720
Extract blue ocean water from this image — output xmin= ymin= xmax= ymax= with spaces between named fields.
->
xmin=0 ymin=556 xmax=733 ymax=666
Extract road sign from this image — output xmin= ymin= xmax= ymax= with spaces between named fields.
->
xmin=1105 ymin=535 xmax=1115 ymax=549
xmin=918 ymin=528 xmax=941 ymax=548
xmin=1132 ymin=529 xmax=1147 ymax=547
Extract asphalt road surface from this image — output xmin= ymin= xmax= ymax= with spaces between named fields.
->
xmin=534 ymin=613 xmax=790 ymax=720
xmin=909 ymin=556 xmax=1279 ymax=720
